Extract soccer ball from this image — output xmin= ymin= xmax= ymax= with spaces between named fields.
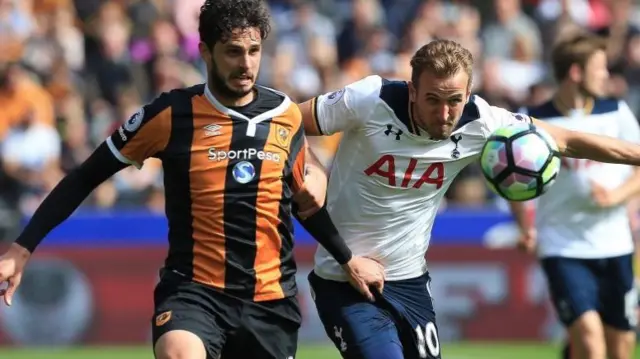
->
xmin=480 ymin=122 xmax=561 ymax=201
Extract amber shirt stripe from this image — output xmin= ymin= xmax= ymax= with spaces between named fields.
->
xmin=253 ymin=103 xmax=305 ymax=300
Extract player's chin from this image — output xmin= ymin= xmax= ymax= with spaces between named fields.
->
xmin=430 ymin=128 xmax=450 ymax=140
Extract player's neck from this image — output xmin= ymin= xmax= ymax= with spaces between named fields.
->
xmin=207 ymin=83 xmax=256 ymax=108
xmin=553 ymin=85 xmax=593 ymax=114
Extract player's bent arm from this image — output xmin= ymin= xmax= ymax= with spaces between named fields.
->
xmin=295 ymin=142 xmax=328 ymax=217
xmin=304 ymin=138 xmax=327 ymax=175
xmin=294 ymin=205 xmax=353 ymax=265
xmin=533 ymin=118 xmax=640 ymax=165
xmin=290 ymin=138 xmax=350 ymax=263
xmin=303 ymin=139 xmax=328 ymax=189
xmin=13 ymin=143 xmax=128 ymax=253
xmin=609 ymin=168 xmax=640 ymax=205
xmin=299 ymin=99 xmax=325 ymax=136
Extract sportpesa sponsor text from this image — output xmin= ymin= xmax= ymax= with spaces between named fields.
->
xmin=208 ymin=148 xmax=281 ymax=163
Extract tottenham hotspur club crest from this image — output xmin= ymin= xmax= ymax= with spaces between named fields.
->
xmin=450 ymin=134 xmax=462 ymax=158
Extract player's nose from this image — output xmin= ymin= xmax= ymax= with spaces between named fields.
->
xmin=437 ymin=105 xmax=449 ymax=123
xmin=238 ymin=54 xmax=252 ymax=70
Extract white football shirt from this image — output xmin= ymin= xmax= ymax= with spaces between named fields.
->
xmin=312 ymin=75 xmax=533 ymax=281
xmin=524 ymin=99 xmax=640 ymax=259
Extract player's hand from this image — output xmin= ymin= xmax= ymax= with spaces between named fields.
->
xmin=341 ymin=256 xmax=385 ymax=302
xmin=590 ymin=181 xmax=624 ymax=208
xmin=517 ymin=227 xmax=537 ymax=253
xmin=0 ymin=243 xmax=31 ymax=306
xmin=294 ymin=165 xmax=327 ymax=220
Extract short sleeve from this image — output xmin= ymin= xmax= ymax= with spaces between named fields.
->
xmin=284 ymin=103 xmax=306 ymax=193
xmin=616 ymin=100 xmax=640 ymax=143
xmin=105 ymin=93 xmax=172 ymax=169
xmin=310 ymin=75 xmax=382 ymax=135
xmin=472 ymin=96 xmax=533 ymax=137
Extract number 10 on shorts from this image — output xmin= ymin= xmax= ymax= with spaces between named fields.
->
xmin=415 ymin=322 xmax=440 ymax=358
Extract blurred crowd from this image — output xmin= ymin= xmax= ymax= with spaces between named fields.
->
xmin=1 ymin=0 xmax=640 ymax=238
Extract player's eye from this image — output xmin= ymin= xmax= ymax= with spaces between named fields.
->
xmin=448 ymin=99 xmax=463 ymax=105
xmin=426 ymin=98 xmax=440 ymax=104
xmin=226 ymin=48 xmax=243 ymax=56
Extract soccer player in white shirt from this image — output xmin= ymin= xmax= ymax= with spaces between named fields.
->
xmin=513 ymin=33 xmax=640 ymax=359
xmin=297 ymin=38 xmax=640 ymax=359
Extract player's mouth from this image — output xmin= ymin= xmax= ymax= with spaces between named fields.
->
xmin=231 ymin=76 xmax=253 ymax=86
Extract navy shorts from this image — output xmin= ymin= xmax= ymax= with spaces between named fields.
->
xmin=540 ymin=254 xmax=637 ymax=330
xmin=308 ymin=271 xmax=441 ymax=359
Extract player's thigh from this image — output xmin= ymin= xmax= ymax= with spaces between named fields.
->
xmin=152 ymin=270 xmax=234 ymax=359
xmin=567 ymin=311 xmax=605 ymax=358
xmin=154 ymin=330 xmax=207 ymax=359
xmin=308 ymin=271 xmax=403 ymax=359
xmin=604 ymin=326 xmax=636 ymax=359
xmin=382 ymin=273 xmax=442 ymax=359
xmin=599 ymin=254 xmax=638 ymax=331
xmin=221 ymin=296 xmax=301 ymax=359
xmin=540 ymin=256 xmax=600 ymax=327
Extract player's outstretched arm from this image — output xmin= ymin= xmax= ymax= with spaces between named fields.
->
xmin=0 ymin=143 xmax=127 ymax=305
xmin=533 ymin=118 xmax=640 ymax=166
xmin=13 ymin=144 xmax=127 ymax=252
xmin=0 ymin=93 xmax=170 ymax=306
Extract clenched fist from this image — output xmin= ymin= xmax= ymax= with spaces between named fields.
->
xmin=0 ymin=243 xmax=31 ymax=306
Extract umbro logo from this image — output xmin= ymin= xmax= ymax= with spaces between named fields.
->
xmin=384 ymin=124 xmax=403 ymax=140
xmin=204 ymin=124 xmax=221 ymax=137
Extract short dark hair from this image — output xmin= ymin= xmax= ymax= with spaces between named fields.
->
xmin=551 ymin=32 xmax=607 ymax=82
xmin=198 ymin=0 xmax=271 ymax=48
xmin=410 ymin=39 xmax=474 ymax=87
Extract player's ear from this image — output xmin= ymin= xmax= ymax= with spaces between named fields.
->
xmin=408 ymin=81 xmax=417 ymax=102
xmin=198 ymin=41 xmax=213 ymax=65
xmin=568 ymin=63 xmax=582 ymax=83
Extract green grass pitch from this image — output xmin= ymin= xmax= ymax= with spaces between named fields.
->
xmin=4 ymin=342 xmax=638 ymax=359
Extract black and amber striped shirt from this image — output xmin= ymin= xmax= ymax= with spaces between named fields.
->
xmin=106 ymin=84 xmax=306 ymax=301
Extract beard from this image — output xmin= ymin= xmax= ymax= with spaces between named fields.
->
xmin=208 ymin=59 xmax=254 ymax=100
xmin=411 ymin=104 xmax=451 ymax=140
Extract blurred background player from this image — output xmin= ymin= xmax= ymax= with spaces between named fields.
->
xmin=300 ymin=37 xmax=640 ymax=359
xmin=513 ymin=32 xmax=640 ymax=359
